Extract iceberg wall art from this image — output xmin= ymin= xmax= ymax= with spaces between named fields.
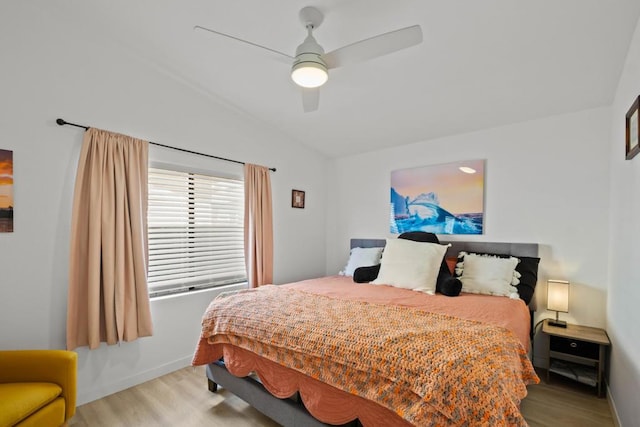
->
xmin=390 ymin=159 xmax=484 ymax=235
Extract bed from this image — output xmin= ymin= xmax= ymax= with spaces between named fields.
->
xmin=192 ymin=238 xmax=540 ymax=426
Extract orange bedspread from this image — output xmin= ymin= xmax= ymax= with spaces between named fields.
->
xmin=284 ymin=276 xmax=533 ymax=349
xmin=193 ymin=277 xmax=539 ymax=426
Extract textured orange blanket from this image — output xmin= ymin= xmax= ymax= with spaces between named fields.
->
xmin=193 ymin=284 xmax=538 ymax=426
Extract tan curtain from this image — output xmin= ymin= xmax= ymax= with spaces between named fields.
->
xmin=67 ymin=128 xmax=153 ymax=350
xmin=244 ymin=164 xmax=274 ymax=288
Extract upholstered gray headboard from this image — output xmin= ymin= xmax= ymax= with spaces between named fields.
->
xmin=350 ymin=238 xmax=538 ymax=259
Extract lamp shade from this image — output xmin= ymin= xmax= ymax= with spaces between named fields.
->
xmin=547 ymin=280 xmax=569 ymax=313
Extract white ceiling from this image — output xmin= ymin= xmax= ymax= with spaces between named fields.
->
xmin=37 ymin=1 xmax=640 ymax=158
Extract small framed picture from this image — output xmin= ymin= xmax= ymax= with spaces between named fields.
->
xmin=0 ymin=149 xmax=14 ymax=233
xmin=292 ymin=189 xmax=305 ymax=209
xmin=625 ymin=96 xmax=640 ymax=160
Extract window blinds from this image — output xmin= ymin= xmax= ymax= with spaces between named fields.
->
xmin=148 ymin=167 xmax=246 ymax=296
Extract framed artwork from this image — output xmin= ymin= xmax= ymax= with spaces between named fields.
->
xmin=292 ymin=189 xmax=305 ymax=209
xmin=0 ymin=149 xmax=13 ymax=233
xmin=390 ymin=159 xmax=484 ymax=235
xmin=626 ymin=96 xmax=640 ymax=160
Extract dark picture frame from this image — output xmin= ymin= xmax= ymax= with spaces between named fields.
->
xmin=291 ymin=189 xmax=305 ymax=209
xmin=626 ymin=96 xmax=640 ymax=160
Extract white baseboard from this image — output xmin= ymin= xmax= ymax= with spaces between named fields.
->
xmin=77 ymin=355 xmax=194 ymax=406
xmin=607 ymin=384 xmax=622 ymax=427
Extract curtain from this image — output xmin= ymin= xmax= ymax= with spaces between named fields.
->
xmin=67 ymin=128 xmax=153 ymax=350
xmin=244 ymin=164 xmax=274 ymax=288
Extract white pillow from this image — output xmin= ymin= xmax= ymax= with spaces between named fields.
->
xmin=456 ymin=252 xmax=520 ymax=298
xmin=371 ymin=238 xmax=448 ymax=294
xmin=340 ymin=246 xmax=384 ymax=276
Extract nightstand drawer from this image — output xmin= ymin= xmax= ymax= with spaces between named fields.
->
xmin=550 ymin=336 xmax=599 ymax=360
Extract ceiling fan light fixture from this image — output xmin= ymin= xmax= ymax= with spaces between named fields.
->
xmin=291 ymin=30 xmax=328 ymax=88
xmin=291 ymin=58 xmax=328 ymax=88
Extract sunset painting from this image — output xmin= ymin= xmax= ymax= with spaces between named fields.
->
xmin=0 ymin=149 xmax=13 ymax=233
xmin=390 ymin=159 xmax=485 ymax=235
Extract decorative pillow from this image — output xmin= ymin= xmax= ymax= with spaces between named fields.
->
xmin=454 ymin=251 xmax=540 ymax=305
xmin=398 ymin=231 xmax=453 ymax=293
xmin=455 ymin=252 xmax=520 ymax=298
xmin=441 ymin=277 xmax=462 ymax=297
xmin=352 ymin=232 xmax=452 ymax=286
xmin=371 ymin=238 xmax=449 ymax=294
xmin=353 ymin=264 xmax=381 ymax=283
xmin=340 ymin=246 xmax=384 ymax=276
xmin=511 ymin=256 xmax=539 ymax=305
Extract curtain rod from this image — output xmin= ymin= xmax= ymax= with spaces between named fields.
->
xmin=55 ymin=118 xmax=276 ymax=172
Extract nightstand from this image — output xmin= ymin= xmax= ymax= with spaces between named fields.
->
xmin=542 ymin=319 xmax=610 ymax=397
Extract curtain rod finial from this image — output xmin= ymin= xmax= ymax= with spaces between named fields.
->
xmin=56 ymin=118 xmax=66 ymax=126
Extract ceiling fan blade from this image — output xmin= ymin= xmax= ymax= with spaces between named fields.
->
xmin=194 ymin=25 xmax=293 ymax=63
xmin=301 ymin=88 xmax=319 ymax=113
xmin=323 ymin=25 xmax=422 ymax=69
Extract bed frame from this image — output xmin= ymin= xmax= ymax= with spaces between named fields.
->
xmin=206 ymin=239 xmax=539 ymax=427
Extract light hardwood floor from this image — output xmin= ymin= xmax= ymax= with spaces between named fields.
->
xmin=69 ymin=366 xmax=615 ymax=427
xmin=521 ymin=370 xmax=615 ymax=427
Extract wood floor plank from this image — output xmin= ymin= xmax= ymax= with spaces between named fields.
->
xmin=69 ymin=366 xmax=614 ymax=426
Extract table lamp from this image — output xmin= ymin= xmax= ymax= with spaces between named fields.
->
xmin=547 ymin=279 xmax=569 ymax=328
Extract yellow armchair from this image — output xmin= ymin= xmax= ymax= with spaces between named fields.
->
xmin=0 ymin=350 xmax=77 ymax=427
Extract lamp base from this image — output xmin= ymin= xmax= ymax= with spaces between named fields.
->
xmin=548 ymin=319 xmax=567 ymax=328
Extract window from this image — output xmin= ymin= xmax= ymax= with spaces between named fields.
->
xmin=147 ymin=166 xmax=246 ymax=297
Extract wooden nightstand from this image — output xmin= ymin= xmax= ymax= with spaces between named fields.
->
xmin=542 ymin=319 xmax=610 ymax=397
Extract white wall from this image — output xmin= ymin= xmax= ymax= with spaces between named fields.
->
xmin=0 ymin=3 xmax=327 ymax=404
xmin=607 ymin=12 xmax=640 ymax=427
xmin=326 ymin=107 xmax=612 ymax=364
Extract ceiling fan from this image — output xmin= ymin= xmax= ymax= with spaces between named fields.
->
xmin=195 ymin=6 xmax=422 ymax=112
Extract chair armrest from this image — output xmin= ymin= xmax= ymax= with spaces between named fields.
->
xmin=0 ymin=350 xmax=77 ymax=421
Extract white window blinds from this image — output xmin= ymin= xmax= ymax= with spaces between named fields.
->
xmin=148 ymin=167 xmax=246 ymax=297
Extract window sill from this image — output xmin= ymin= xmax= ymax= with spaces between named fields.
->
xmin=150 ymin=282 xmax=248 ymax=301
